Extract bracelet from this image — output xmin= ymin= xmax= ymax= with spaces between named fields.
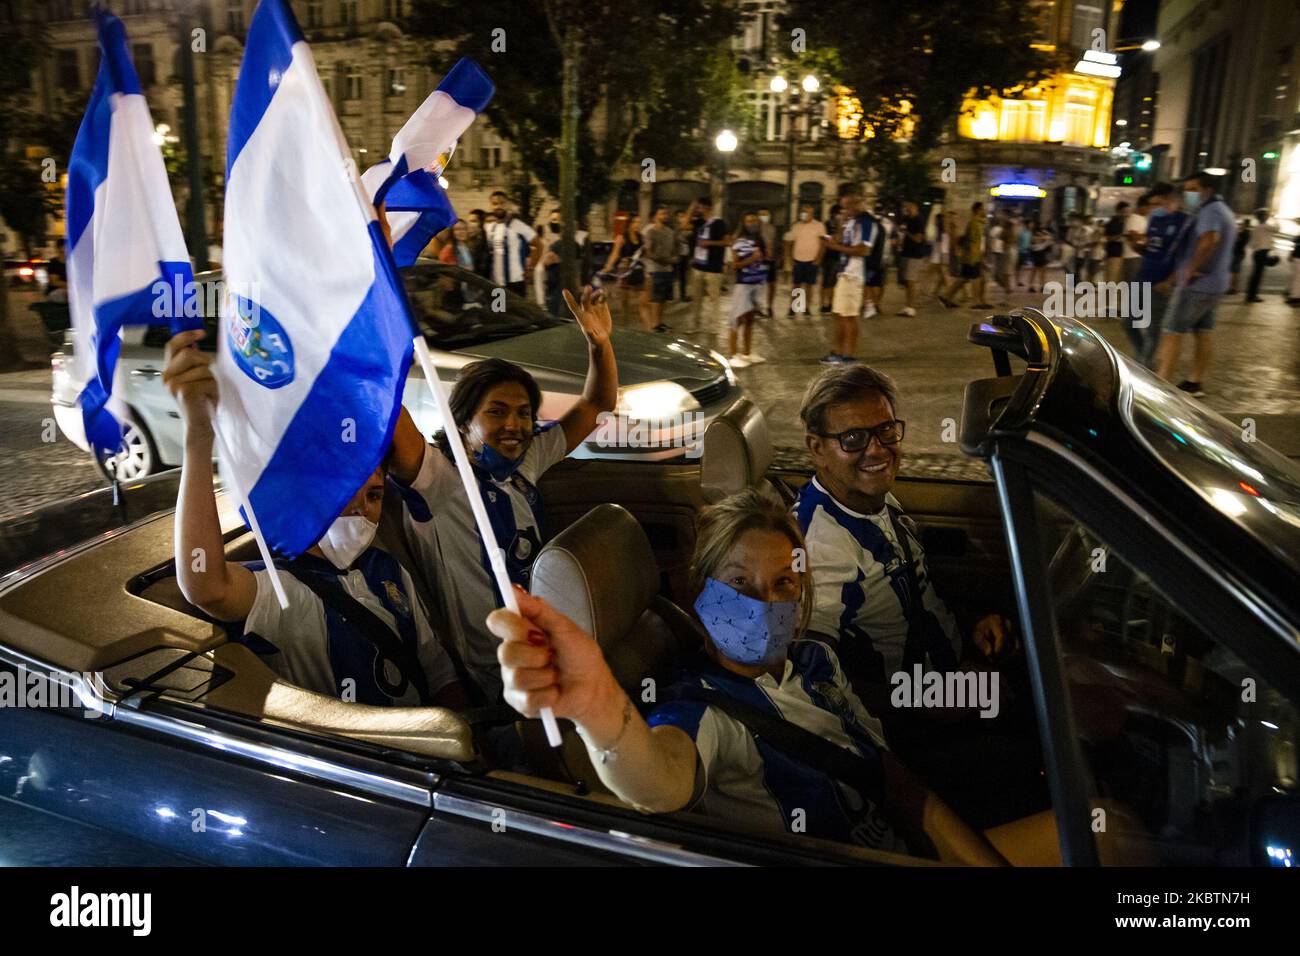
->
xmin=580 ymin=696 xmax=634 ymax=765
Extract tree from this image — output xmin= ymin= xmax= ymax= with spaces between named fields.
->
xmin=783 ymin=0 xmax=1063 ymax=205
xmin=407 ymin=0 xmax=741 ymax=295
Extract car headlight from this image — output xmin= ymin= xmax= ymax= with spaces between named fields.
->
xmin=709 ymin=350 xmax=738 ymax=386
xmin=614 ymin=381 xmax=701 ymax=420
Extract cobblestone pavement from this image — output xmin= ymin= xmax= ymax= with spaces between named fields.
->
xmin=0 ymin=368 xmax=104 ymax=521
xmin=2 ymin=262 xmax=1297 ymax=520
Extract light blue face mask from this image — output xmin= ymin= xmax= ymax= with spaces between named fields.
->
xmin=694 ymin=577 xmax=798 ymax=666
xmin=1183 ymin=191 xmax=1202 ymax=213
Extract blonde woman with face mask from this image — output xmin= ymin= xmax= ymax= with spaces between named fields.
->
xmin=489 ymin=489 xmax=1008 ymax=863
xmin=164 ymin=330 xmax=468 ymax=711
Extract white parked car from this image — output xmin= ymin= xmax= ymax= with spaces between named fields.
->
xmin=50 ymin=263 xmax=741 ymax=478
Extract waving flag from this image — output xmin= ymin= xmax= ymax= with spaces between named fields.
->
xmin=215 ymin=0 xmax=414 ymax=558
xmin=65 ymin=9 xmax=198 ymax=463
xmin=361 ymin=58 xmax=495 ymax=265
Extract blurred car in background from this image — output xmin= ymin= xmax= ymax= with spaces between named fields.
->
xmin=50 ymin=262 xmax=740 ymax=478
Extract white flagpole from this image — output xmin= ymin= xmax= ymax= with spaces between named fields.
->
xmin=209 ymin=398 xmax=290 ymax=610
xmin=411 ymin=336 xmax=563 ymax=747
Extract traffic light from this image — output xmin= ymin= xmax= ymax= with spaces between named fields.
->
xmin=1134 ymin=153 xmax=1152 ymax=171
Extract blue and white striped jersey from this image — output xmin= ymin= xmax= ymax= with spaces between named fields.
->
xmin=795 ymin=477 xmax=960 ymax=683
xmin=239 ymin=549 xmax=458 ymax=706
xmin=647 ymin=640 xmax=902 ymax=850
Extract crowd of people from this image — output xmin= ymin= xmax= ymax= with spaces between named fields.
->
xmin=393 ymin=173 xmax=1298 ymax=399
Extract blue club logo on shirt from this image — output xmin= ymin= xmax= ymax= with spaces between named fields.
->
xmin=228 ymin=294 xmax=294 ymax=389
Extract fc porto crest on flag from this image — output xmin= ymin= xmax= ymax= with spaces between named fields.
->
xmin=227 ymin=295 xmax=294 ymax=389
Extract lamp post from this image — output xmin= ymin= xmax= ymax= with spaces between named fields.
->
xmin=177 ymin=1 xmax=208 ymax=272
xmin=770 ymin=73 xmax=821 ymax=231
xmin=715 ymin=129 xmax=737 ymax=221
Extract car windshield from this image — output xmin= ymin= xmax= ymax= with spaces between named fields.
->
xmin=401 ymin=262 xmax=565 ymax=350
xmin=1120 ymin=361 xmax=1300 ymax=572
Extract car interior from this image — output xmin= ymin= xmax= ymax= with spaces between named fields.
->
xmin=2 ymin=354 xmax=1293 ymax=864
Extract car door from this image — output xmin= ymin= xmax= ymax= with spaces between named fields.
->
xmin=992 ymin=441 xmax=1300 ymax=866
xmin=0 ymin=657 xmax=432 ymax=866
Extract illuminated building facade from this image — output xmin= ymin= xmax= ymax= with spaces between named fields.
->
xmin=939 ymin=0 xmax=1122 ymax=228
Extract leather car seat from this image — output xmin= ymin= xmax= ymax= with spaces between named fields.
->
xmin=518 ymin=503 xmax=703 ymax=792
xmin=700 ymin=397 xmax=775 ymax=504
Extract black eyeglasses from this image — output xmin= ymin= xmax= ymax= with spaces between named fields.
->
xmin=816 ymin=420 xmax=905 ymax=453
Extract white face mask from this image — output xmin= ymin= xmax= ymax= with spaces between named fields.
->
xmin=799 ymin=212 xmax=811 ymax=221
xmin=759 ymin=214 xmax=771 ymax=223
xmin=317 ymin=515 xmax=378 ymax=570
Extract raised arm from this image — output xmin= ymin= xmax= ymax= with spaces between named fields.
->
xmin=488 ymin=588 xmax=699 ymax=813
xmin=386 ymin=404 xmax=428 ymax=485
xmin=557 ymin=286 xmax=618 ymax=453
xmin=163 ymin=330 xmax=258 ymax=622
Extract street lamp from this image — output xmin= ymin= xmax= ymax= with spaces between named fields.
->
xmin=715 ymin=129 xmax=736 ymax=220
xmin=1141 ymin=39 xmax=1161 ymax=52
xmin=770 ymin=73 xmax=821 ymax=231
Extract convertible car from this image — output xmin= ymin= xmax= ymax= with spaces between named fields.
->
xmin=1 ymin=308 xmax=1296 ymax=866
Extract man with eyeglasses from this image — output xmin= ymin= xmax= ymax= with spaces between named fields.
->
xmin=794 ymin=364 xmax=1015 ymax=701
xmin=791 ymin=364 xmax=1046 ymax=826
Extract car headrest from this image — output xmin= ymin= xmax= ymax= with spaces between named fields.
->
xmin=700 ymin=398 xmax=773 ymax=503
xmin=530 ymin=504 xmax=658 ymax=649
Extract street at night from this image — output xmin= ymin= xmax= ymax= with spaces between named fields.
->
xmin=1 ymin=0 xmax=1298 ymax=931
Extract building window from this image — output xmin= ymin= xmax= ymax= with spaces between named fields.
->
xmin=306 ymin=0 xmax=325 ymax=28
xmin=388 ymin=68 xmax=406 ymax=96
xmin=56 ymin=48 xmax=80 ymax=91
xmin=341 ymin=0 xmax=359 ymax=26
xmin=47 ymin=0 xmax=75 ymax=19
xmin=133 ymin=43 xmax=156 ymax=87
xmin=383 ymin=0 xmax=405 ymax=20
xmin=479 ymin=146 xmax=502 ymax=168
xmin=344 ymin=69 xmax=363 ymax=101
xmin=226 ymin=1 xmax=245 ymax=34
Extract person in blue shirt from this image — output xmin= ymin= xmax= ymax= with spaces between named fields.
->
xmin=1155 ymin=170 xmax=1238 ymax=397
xmin=1131 ymin=182 xmax=1190 ymax=369
xmin=725 ymin=212 xmax=770 ymax=368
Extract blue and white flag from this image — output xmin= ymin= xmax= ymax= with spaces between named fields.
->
xmin=361 ymin=58 xmax=495 ymax=266
xmin=65 ymin=9 xmax=198 ymax=462
xmin=215 ymin=0 xmax=415 ymax=558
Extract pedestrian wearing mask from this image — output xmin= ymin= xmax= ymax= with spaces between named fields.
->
xmin=1155 ymin=170 xmax=1238 ymax=397
xmin=726 ymin=212 xmax=770 ymax=367
xmin=784 ymin=203 xmax=826 ymax=319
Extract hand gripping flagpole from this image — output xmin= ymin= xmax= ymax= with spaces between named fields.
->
xmin=410 ymin=337 xmax=563 ymax=747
